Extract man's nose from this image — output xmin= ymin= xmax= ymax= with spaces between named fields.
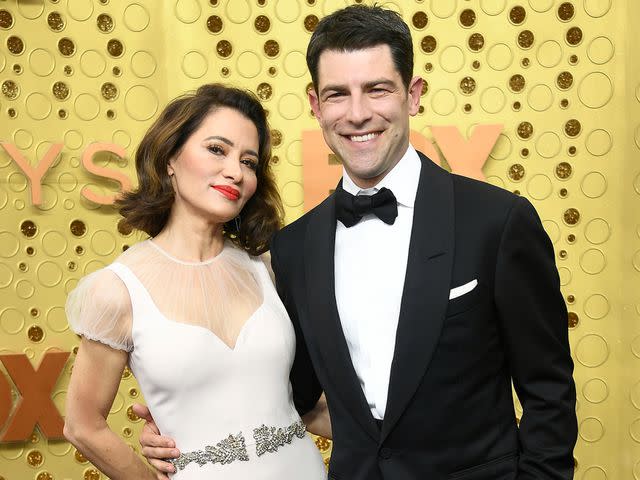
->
xmin=346 ymin=95 xmax=373 ymax=125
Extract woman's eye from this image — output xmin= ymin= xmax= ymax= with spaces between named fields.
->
xmin=207 ymin=145 xmax=224 ymax=155
xmin=241 ymin=159 xmax=258 ymax=171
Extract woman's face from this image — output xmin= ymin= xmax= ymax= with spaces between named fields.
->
xmin=168 ymin=107 xmax=260 ymax=224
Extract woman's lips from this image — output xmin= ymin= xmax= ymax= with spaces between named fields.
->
xmin=212 ymin=185 xmax=240 ymax=200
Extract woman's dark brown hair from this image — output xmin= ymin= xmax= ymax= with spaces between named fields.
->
xmin=116 ymin=83 xmax=283 ymax=256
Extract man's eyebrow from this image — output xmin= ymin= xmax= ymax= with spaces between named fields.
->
xmin=363 ymin=79 xmax=397 ymax=89
xmin=319 ymin=84 xmax=347 ymax=96
xmin=319 ymin=78 xmax=397 ymax=96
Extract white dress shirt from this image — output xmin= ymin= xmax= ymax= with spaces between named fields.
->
xmin=334 ymin=145 xmax=421 ymax=419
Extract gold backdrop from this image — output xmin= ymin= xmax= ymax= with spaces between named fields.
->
xmin=1 ymin=0 xmax=639 ymax=479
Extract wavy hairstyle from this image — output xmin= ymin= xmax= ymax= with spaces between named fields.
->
xmin=116 ymin=84 xmax=283 ymax=256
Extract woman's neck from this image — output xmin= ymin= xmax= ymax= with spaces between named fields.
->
xmin=153 ymin=210 xmax=225 ymax=263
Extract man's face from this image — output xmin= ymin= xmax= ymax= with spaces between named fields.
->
xmin=309 ymin=44 xmax=422 ymax=189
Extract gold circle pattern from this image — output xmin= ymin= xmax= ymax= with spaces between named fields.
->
xmin=421 ymin=36 xmax=437 ymax=53
xmin=0 ymin=9 xmax=14 ymax=28
xmin=47 ymin=12 xmax=64 ymax=31
xmin=256 ymin=82 xmax=272 ymax=100
xmin=304 ymin=14 xmax=318 ymax=32
xmin=2 ymin=80 xmax=19 ymax=99
xmin=558 ymin=2 xmax=575 ymax=21
xmin=75 ymin=449 xmax=87 ymax=463
xmin=412 ymin=12 xmax=428 ymax=29
xmin=568 ymin=312 xmax=579 ymax=328
xmin=21 ymin=220 xmax=37 ymax=237
xmin=556 ymin=162 xmax=572 ymax=179
xmin=468 ymin=33 xmax=484 ymax=51
xmin=509 ymin=74 xmax=525 ymax=92
xmin=517 ymin=121 xmax=534 ymax=139
xmin=564 ymin=208 xmax=580 ymax=225
xmin=264 ymin=39 xmax=279 ymax=57
xmin=566 ymin=27 xmax=583 ymax=45
xmin=459 ymin=9 xmax=476 ymax=27
xmin=52 ymin=81 xmax=69 ymax=100
xmin=97 ymin=13 xmax=114 ymax=33
xmin=83 ymin=468 xmax=100 ymax=480
xmin=70 ymin=220 xmax=87 ymax=237
xmin=557 ymin=71 xmax=573 ymax=89
xmin=27 ymin=450 xmax=44 ymax=467
xmin=565 ymin=119 xmax=581 ymax=137
xmin=217 ymin=40 xmax=232 ymax=57
xmin=460 ymin=76 xmax=476 ymax=94
xmin=58 ymin=38 xmax=75 ymax=56
xmin=7 ymin=36 xmax=25 ymax=55
xmin=518 ymin=30 xmax=535 ymax=49
xmin=509 ymin=6 xmax=526 ymax=24
xmin=207 ymin=15 xmax=223 ymax=33
xmin=101 ymin=82 xmax=118 ymax=100
xmin=28 ymin=325 xmax=44 ymax=342
xmin=254 ymin=15 xmax=270 ymax=32
xmin=271 ymin=129 xmax=283 ymax=146
xmin=107 ymin=39 xmax=124 ymax=57
xmin=509 ymin=164 xmax=525 ymax=181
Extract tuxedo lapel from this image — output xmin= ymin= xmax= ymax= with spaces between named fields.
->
xmin=304 ymin=193 xmax=379 ymax=440
xmin=381 ymin=154 xmax=455 ymax=441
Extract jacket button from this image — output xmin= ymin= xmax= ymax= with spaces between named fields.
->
xmin=379 ymin=447 xmax=392 ymax=460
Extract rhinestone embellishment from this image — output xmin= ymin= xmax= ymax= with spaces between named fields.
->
xmin=253 ymin=420 xmax=306 ymax=456
xmin=169 ymin=419 xmax=306 ymax=470
xmin=170 ymin=433 xmax=249 ymax=471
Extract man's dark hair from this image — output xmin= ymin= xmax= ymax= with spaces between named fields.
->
xmin=306 ymin=4 xmax=414 ymax=91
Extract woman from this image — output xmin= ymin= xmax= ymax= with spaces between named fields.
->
xmin=64 ymin=84 xmax=328 ymax=479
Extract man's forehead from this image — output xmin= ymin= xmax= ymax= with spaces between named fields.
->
xmin=315 ymin=45 xmax=395 ymax=82
xmin=317 ymin=44 xmax=391 ymax=60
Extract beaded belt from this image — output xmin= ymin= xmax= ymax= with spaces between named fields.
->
xmin=168 ymin=419 xmax=307 ymax=471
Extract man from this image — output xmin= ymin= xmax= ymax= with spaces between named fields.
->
xmin=138 ymin=5 xmax=577 ymax=479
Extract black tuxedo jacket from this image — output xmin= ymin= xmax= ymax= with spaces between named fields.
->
xmin=270 ymin=153 xmax=577 ymax=480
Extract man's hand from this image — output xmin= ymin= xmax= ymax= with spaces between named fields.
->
xmin=133 ymin=403 xmax=180 ymax=480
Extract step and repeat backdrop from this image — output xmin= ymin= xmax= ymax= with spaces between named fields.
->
xmin=0 ymin=0 xmax=639 ymax=478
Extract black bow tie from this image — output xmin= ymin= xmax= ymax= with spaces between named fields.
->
xmin=335 ymin=186 xmax=398 ymax=228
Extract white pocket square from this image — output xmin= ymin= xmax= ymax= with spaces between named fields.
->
xmin=449 ymin=279 xmax=478 ymax=300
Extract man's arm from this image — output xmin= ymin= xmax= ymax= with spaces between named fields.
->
xmin=270 ymin=234 xmax=323 ymax=416
xmin=133 ymin=404 xmax=178 ymax=480
xmin=494 ymin=196 xmax=577 ymax=479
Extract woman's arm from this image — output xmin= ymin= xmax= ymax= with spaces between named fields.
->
xmin=64 ymin=338 xmax=156 ymax=480
xmin=302 ymin=393 xmax=332 ymax=439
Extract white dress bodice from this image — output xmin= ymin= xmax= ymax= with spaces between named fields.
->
xmin=67 ymin=240 xmax=326 ymax=479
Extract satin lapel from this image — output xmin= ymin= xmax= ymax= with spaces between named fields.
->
xmin=381 ymin=154 xmax=455 ymax=441
xmin=304 ymin=193 xmax=379 ymax=441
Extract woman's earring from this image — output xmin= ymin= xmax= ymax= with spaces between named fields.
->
xmin=234 ymin=215 xmax=241 ymax=232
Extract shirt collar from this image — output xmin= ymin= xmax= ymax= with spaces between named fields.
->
xmin=341 ymin=144 xmax=421 ymax=208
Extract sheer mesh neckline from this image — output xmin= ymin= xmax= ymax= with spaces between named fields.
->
xmin=147 ymin=238 xmax=228 ymax=266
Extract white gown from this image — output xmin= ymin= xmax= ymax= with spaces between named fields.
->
xmin=66 ymin=239 xmax=327 ymax=479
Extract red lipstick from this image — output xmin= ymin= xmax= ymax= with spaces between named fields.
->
xmin=212 ymin=185 xmax=240 ymax=201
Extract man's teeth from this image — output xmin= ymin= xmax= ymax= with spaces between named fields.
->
xmin=349 ymin=133 xmax=378 ymax=142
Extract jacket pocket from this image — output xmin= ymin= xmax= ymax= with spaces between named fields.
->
xmin=448 ymin=453 xmax=517 ymax=479
xmin=445 ymin=280 xmax=487 ymax=317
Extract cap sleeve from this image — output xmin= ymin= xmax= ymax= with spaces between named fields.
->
xmin=65 ymin=268 xmax=133 ymax=352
